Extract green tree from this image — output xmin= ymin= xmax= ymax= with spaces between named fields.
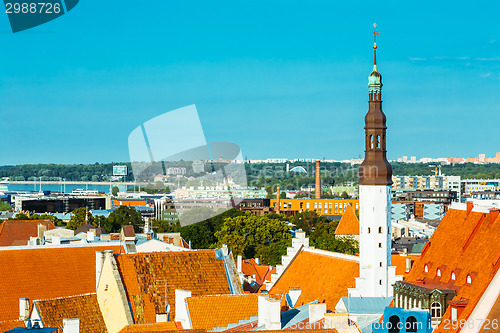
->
xmin=290 ymin=211 xmax=328 ymax=234
xmin=111 ymin=186 xmax=119 ymax=196
xmin=310 ymin=221 xmax=359 ymax=255
xmin=256 ymin=238 xmax=292 ymax=266
xmin=29 ymin=214 xmax=64 ymax=226
xmin=66 ymin=207 xmax=95 ymax=230
xmin=106 ymin=205 xmax=143 ymax=233
xmin=151 ymin=219 xmax=181 ymax=233
xmin=0 ymin=202 xmax=12 ymax=211
xmin=280 ymin=191 xmax=287 ymax=199
xmin=215 ymin=215 xmax=291 ymax=259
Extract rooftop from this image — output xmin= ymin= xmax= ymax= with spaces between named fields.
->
xmin=0 ymin=220 xmax=56 ymax=246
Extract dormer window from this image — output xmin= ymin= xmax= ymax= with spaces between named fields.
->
xmin=424 ymin=265 xmax=429 ymax=273
xmin=451 ymin=272 xmax=456 ymax=281
xmin=437 ymin=269 xmax=442 ymax=277
xmin=467 ymin=275 xmax=472 ymax=284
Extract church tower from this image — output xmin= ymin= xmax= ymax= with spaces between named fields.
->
xmin=349 ymin=25 xmax=400 ymax=298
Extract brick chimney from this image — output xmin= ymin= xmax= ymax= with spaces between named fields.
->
xmin=315 ymin=160 xmax=321 ymax=199
xmin=490 ymin=208 xmax=500 ymax=224
xmin=276 ymin=186 xmax=281 ymax=214
xmin=466 ymin=201 xmax=474 ymax=216
xmin=63 ymin=318 xmax=80 ymax=333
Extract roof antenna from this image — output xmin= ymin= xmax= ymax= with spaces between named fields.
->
xmin=373 ymin=23 xmax=380 ymax=69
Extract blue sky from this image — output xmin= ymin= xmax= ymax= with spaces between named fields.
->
xmin=1 ymin=0 xmax=500 ymax=164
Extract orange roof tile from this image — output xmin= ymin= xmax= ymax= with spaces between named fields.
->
xmin=116 ymin=250 xmax=232 ymax=324
xmin=269 ymin=248 xmax=359 ymax=310
xmin=0 ymin=320 xmax=23 ymax=332
xmin=241 ymin=259 xmax=274 ymax=285
xmin=405 ymin=207 xmax=500 ymax=333
xmin=186 ymin=294 xmax=258 ymax=330
xmin=0 ymin=245 xmax=121 ymax=322
xmin=334 ymin=205 xmax=359 ymax=236
xmin=0 ymin=220 xmax=56 ymax=246
xmin=117 ymin=322 xmax=181 ymax=332
xmin=35 ymin=293 xmax=107 ymax=333
xmin=390 ymin=253 xmax=420 ymax=278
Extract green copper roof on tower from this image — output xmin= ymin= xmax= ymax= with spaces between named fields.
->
xmin=368 ymin=23 xmax=382 ymax=92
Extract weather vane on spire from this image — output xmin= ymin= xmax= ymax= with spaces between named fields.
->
xmin=372 ymin=23 xmax=379 ymax=66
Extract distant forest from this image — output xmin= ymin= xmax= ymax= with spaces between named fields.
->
xmin=1 ymin=162 xmax=499 ymax=190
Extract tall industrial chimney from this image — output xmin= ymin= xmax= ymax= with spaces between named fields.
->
xmin=315 ymin=160 xmax=321 ymax=199
xmin=276 ymin=186 xmax=281 ymax=214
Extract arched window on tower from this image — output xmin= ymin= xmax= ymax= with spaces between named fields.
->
xmin=376 ymin=135 xmax=380 ymax=148
xmin=369 ymin=135 xmax=373 ymax=149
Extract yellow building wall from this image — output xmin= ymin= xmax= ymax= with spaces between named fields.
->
xmin=270 ymin=198 xmax=359 ymax=216
xmin=97 ymin=253 xmax=134 ymax=333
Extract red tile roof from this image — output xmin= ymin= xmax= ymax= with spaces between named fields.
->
xmin=269 ymin=248 xmax=359 ymax=311
xmin=186 ymin=294 xmax=259 ymax=330
xmin=0 ymin=320 xmax=23 ymax=332
xmin=34 ymin=293 xmax=107 ymax=333
xmin=122 ymin=226 xmax=135 ymax=238
xmin=390 ymin=253 xmax=420 ymax=278
xmin=0 ymin=245 xmax=121 ymax=322
xmin=116 ymin=250 xmax=232 ymax=324
xmin=0 ymin=220 xmax=56 ymax=246
xmin=405 ymin=207 xmax=500 ymax=332
xmin=116 ymin=322 xmax=181 ymax=332
xmin=334 ymin=205 xmax=359 ymax=236
xmin=241 ymin=259 xmax=275 ymax=285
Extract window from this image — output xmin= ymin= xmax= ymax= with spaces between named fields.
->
xmin=380 ymin=262 xmax=383 ymax=267
xmin=344 ymin=203 xmax=347 ymax=208
xmin=379 ymin=279 xmax=382 ymax=285
xmin=437 ymin=269 xmax=442 ymax=277
xmin=306 ymin=203 xmax=309 ymax=209
xmin=388 ymin=315 xmax=400 ymax=333
xmin=318 ymin=203 xmax=322 ymax=209
xmin=355 ymin=203 xmax=358 ymax=209
xmin=314 ymin=203 xmax=317 ymax=209
xmin=467 ymin=275 xmax=472 ymax=284
xmin=378 ymin=226 xmax=382 ymax=234
xmin=430 ymin=302 xmax=442 ymax=319
xmin=451 ymin=307 xmax=458 ymax=322
xmin=424 ymin=265 xmax=429 ymax=273
xmin=335 ymin=203 xmax=338 ymax=209
xmin=406 ymin=316 xmax=418 ymax=333
xmin=451 ymin=272 xmax=456 ymax=281
xmin=379 ymin=243 xmax=382 ymax=248
xmin=368 ymin=227 xmax=371 ymax=233
xmin=329 ymin=203 xmax=332 ymax=209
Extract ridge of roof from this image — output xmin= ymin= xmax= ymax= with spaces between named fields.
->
xmin=334 ymin=204 xmax=359 ymax=236
xmin=303 ymin=247 xmax=359 ymax=263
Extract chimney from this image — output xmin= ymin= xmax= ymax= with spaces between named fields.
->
xmin=315 ymin=160 xmax=321 ymax=199
xmin=276 ymin=186 xmax=281 ymax=214
xmin=63 ymin=318 xmax=80 ymax=333
xmin=19 ymin=298 xmax=29 ymax=321
xmin=146 ymin=232 xmax=151 ymax=240
xmin=87 ymin=229 xmax=96 ymax=242
xmin=95 ymin=251 xmax=107 ymax=289
xmin=490 ymin=208 xmax=500 ymax=224
xmin=174 ymin=289 xmax=192 ymax=329
xmin=466 ymin=201 xmax=473 ymax=216
xmin=287 ymin=287 xmax=301 ymax=308
xmin=258 ymin=295 xmax=281 ymax=330
xmin=309 ymin=303 xmax=327 ymax=325
xmin=405 ymin=257 xmax=413 ymax=273
xmin=255 ymin=257 xmax=260 ymax=265
xmin=237 ymin=255 xmax=243 ymax=273
xmin=156 ymin=313 xmax=168 ymax=322
xmin=37 ymin=223 xmax=46 ymax=239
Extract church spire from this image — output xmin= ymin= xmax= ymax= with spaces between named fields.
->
xmin=359 ymin=25 xmax=393 ymax=186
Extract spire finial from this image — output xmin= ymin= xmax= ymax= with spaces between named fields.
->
xmin=373 ymin=23 xmax=379 ymax=68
